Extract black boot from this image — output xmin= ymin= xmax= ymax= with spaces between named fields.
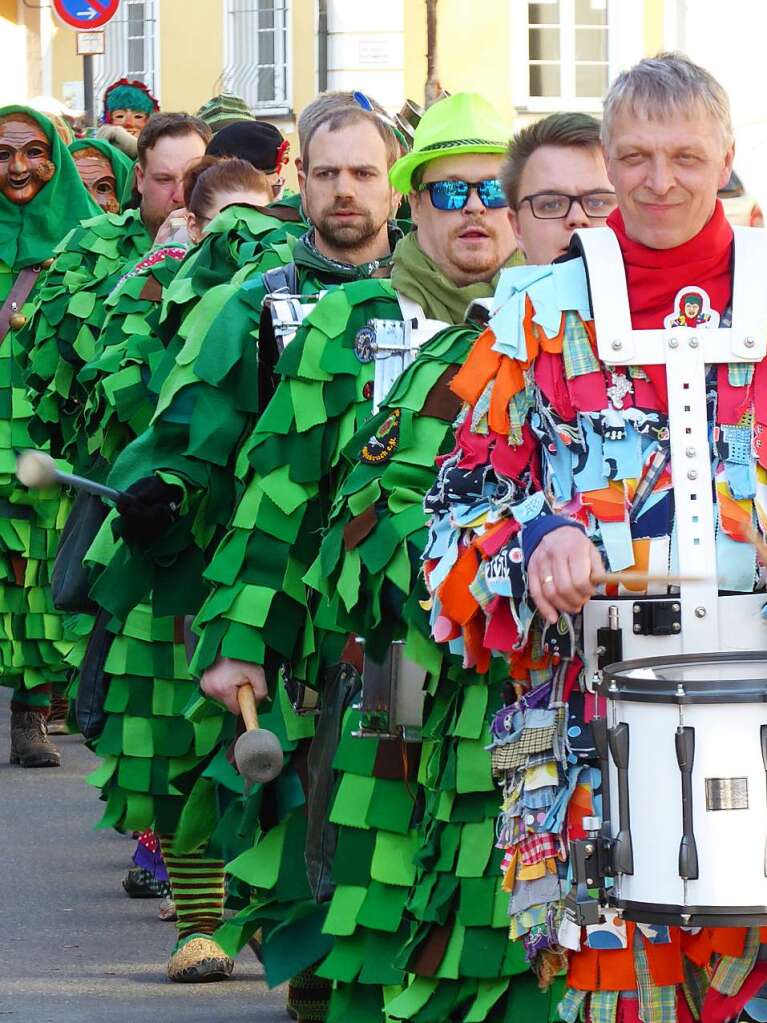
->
xmin=10 ymin=708 xmax=61 ymax=767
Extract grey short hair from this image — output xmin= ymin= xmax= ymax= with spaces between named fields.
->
xmin=297 ymin=90 xmax=403 ymax=168
xmin=602 ymin=52 xmax=733 ymax=151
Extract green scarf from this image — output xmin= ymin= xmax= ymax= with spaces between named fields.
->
xmin=69 ymin=137 xmax=135 ymax=209
xmin=0 ymin=106 xmax=100 ymax=269
xmin=292 ymin=224 xmax=403 ymax=284
xmin=390 ymin=230 xmax=519 ymax=324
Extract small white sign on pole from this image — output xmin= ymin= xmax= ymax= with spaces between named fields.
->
xmin=76 ymin=31 xmax=105 ymax=56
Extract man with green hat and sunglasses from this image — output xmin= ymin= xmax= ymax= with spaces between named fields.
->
xmin=184 ymin=91 xmax=517 ymax=1021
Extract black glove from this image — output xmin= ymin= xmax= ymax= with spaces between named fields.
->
xmin=115 ymin=476 xmax=183 ymax=547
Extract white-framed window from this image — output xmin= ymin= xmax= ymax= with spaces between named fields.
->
xmin=511 ymin=0 xmax=643 ymax=113
xmin=93 ymin=0 xmax=160 ymax=107
xmin=224 ymin=0 xmax=292 ymax=116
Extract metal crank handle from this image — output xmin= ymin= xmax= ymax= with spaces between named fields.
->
xmin=16 ymin=450 xmax=123 ymax=503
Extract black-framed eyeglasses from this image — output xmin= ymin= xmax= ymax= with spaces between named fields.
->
xmin=518 ymin=190 xmax=618 ymax=220
xmin=419 ymin=178 xmax=508 ymax=211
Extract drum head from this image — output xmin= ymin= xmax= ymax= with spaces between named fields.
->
xmin=600 ymin=651 xmax=767 ymax=703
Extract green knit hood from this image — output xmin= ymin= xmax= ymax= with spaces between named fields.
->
xmin=390 ymin=230 xmax=521 ymax=323
xmin=69 ymin=137 xmax=135 ymax=208
xmin=0 ymin=106 xmax=100 ymax=269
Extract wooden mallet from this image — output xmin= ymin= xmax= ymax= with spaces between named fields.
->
xmin=234 ymin=685 xmax=284 ymax=789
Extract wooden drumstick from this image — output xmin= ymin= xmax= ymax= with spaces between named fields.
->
xmin=591 ymin=570 xmax=706 ymax=587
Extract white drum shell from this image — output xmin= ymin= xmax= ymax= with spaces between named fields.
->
xmin=606 ymin=696 xmax=767 ymax=914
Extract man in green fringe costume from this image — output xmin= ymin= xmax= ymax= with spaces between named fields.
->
xmin=188 ymin=93 xmax=518 ymax=1022
xmin=19 ymin=112 xmax=210 ymax=470
xmin=85 ymin=92 xmax=406 ymax=992
xmin=69 ymin=138 xmax=134 ymax=214
xmin=0 ymin=106 xmax=99 ymax=766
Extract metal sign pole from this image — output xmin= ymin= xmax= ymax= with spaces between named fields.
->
xmin=83 ymin=53 xmax=95 ymax=129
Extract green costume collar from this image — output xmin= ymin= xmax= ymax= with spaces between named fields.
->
xmin=390 ymin=231 xmax=508 ymax=323
xmin=0 ymin=106 xmax=99 ymax=269
xmin=293 ymin=224 xmax=403 ymax=282
xmin=69 ymin=137 xmax=135 ymax=207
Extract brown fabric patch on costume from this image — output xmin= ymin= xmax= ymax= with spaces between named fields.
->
xmin=139 ymin=274 xmax=163 ymax=303
xmin=410 ymin=918 xmax=454 ymax=976
xmin=373 ymin=737 xmax=421 ymax=781
xmin=420 ymin=364 xmax=462 ymax=421
xmin=173 ymin=616 xmax=186 ymax=645
xmin=343 ymin=505 xmax=377 ymax=550
xmin=10 ymin=554 xmax=25 ymax=587
xmin=255 ymin=203 xmax=302 ymax=223
xmin=340 ymin=634 xmax=364 ymax=672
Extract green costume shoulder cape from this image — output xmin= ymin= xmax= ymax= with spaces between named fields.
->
xmin=19 ymin=204 xmax=152 ymax=461
xmin=154 ymin=203 xmax=306 ymax=363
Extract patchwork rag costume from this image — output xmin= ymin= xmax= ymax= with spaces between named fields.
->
xmin=415 ymin=200 xmax=767 ymax=1021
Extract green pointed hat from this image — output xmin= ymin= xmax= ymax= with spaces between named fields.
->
xmin=389 ymin=92 xmax=509 ymax=194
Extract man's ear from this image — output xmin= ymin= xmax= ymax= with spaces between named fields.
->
xmin=719 ymin=142 xmax=735 ymax=190
xmin=134 ymin=161 xmax=145 ymax=197
xmin=509 ymin=207 xmax=524 ymax=249
xmin=409 ymin=190 xmax=421 ymax=227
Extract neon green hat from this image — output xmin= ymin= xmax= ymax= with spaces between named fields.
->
xmin=389 ymin=92 xmax=509 ymax=194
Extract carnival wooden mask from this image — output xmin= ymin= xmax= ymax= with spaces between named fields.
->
xmin=109 ymin=108 xmax=150 ymax=137
xmin=72 ymin=146 xmax=119 ymax=212
xmin=0 ymin=113 xmax=54 ymax=205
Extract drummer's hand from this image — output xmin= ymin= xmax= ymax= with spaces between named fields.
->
xmin=200 ymin=657 xmax=267 ymax=715
xmin=527 ymin=527 xmax=603 ymax=624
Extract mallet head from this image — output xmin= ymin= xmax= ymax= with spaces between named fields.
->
xmin=234 ymin=728 xmax=284 ymax=788
xmin=16 ymin=450 xmax=59 ymax=489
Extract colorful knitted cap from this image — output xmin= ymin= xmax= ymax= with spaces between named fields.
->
xmin=103 ymin=79 xmax=159 ymax=119
xmin=197 ymin=93 xmax=255 ymax=132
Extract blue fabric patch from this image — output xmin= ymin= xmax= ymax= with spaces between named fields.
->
xmin=551 ymin=257 xmax=591 ymax=317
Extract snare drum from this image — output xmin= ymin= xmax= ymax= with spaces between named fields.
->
xmin=597 ymin=652 xmax=767 ymax=927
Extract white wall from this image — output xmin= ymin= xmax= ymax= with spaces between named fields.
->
xmin=668 ymin=0 xmax=767 ymax=212
xmin=325 ymin=0 xmax=405 ymax=110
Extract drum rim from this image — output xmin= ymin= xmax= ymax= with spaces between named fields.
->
xmin=599 ymin=650 xmax=767 ymax=703
xmin=608 ymin=895 xmax=767 ymax=928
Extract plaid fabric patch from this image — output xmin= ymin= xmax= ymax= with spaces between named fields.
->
xmin=591 ymin=990 xmax=620 ymax=1023
xmin=711 ymin=925 xmax=761 ymax=996
xmin=470 ymin=379 xmax=492 ymax=434
xmin=557 ymin=987 xmax=588 ymax=1023
xmin=517 ymin=831 xmax=561 ymax=865
xmin=682 ymin=956 xmax=709 ymax=1018
xmin=634 ymin=928 xmax=678 ymax=1023
xmin=492 ymin=725 xmax=556 ymax=772
xmin=562 ymin=311 xmax=600 ymax=380
xmin=728 ymin=363 xmax=754 ymax=388
xmin=469 ymin=567 xmax=494 ymax=610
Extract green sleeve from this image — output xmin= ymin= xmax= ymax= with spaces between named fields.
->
xmin=190 ymin=280 xmax=401 ymax=685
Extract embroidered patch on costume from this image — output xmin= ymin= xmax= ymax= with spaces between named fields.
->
xmin=360 ymin=408 xmax=400 ymax=465
xmin=663 ymin=286 xmax=720 ymax=329
xmin=117 ymin=246 xmax=187 ymax=287
xmin=353 ymin=323 xmax=376 ymax=363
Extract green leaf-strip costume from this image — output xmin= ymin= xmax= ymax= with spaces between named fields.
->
xmin=189 ymin=281 xmax=407 ymax=987
xmin=0 ymin=107 xmax=99 ymax=699
xmin=19 ymin=205 xmax=152 ymax=465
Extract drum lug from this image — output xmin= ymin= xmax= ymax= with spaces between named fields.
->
xmin=632 ymin=598 xmax=681 ymax=636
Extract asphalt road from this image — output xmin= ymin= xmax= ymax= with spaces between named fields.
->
xmin=0 ymin=688 xmax=288 ymax=1023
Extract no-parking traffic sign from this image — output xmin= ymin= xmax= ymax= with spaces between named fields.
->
xmin=53 ymin=0 xmax=120 ymax=30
